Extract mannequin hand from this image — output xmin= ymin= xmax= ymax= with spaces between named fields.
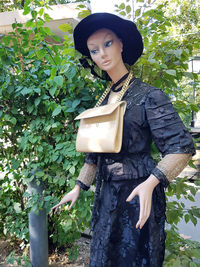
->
xmin=126 ymin=175 xmax=159 ymax=229
xmin=51 ymin=184 xmax=81 ymax=212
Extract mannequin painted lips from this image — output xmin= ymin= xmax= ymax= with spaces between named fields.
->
xmin=102 ymin=60 xmax=111 ymax=65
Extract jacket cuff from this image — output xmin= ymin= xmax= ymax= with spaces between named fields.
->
xmin=75 ymin=180 xmax=90 ymax=191
xmin=151 ymin=167 xmax=169 ymax=187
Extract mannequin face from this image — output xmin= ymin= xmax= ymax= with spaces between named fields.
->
xmin=87 ymin=28 xmax=123 ymax=72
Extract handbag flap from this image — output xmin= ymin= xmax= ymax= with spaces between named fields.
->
xmin=74 ymin=101 xmax=127 ymax=120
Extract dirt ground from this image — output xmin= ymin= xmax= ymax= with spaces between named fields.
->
xmin=0 ymin=237 xmax=91 ymax=267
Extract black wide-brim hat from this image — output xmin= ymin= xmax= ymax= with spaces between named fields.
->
xmin=73 ymin=12 xmax=143 ymax=73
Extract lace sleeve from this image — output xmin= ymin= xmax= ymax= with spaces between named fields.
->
xmin=152 ymin=153 xmax=192 ymax=186
xmin=75 ymin=163 xmax=97 ymax=190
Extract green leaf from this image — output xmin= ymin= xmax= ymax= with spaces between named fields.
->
xmin=36 ymin=171 xmax=44 ymax=178
xmin=37 ymin=49 xmax=47 ymax=59
xmin=119 ymin=11 xmax=126 ymax=16
xmin=44 ymin=196 xmax=52 ymax=201
xmin=149 ymin=51 xmax=155 ymax=59
xmin=10 ymin=117 xmax=17 ymax=125
xmin=38 ymin=8 xmax=44 ymax=16
xmin=190 ymin=215 xmax=197 ymax=226
xmin=148 ymin=58 xmax=157 ymax=64
xmin=52 ymin=35 xmax=61 ymax=43
xmin=56 ymin=143 xmax=64 ymax=150
xmin=184 ymin=72 xmax=194 ymax=79
xmin=25 ymin=19 xmax=34 ymax=28
xmin=77 ymin=4 xmax=85 ymax=8
xmin=64 ymin=218 xmax=72 ymax=231
xmin=21 ymin=87 xmax=33 ymax=95
xmin=159 ymin=24 xmax=166 ymax=31
xmin=58 ymin=23 xmax=72 ymax=32
xmin=135 ymin=9 xmax=141 ymax=17
xmin=66 ymin=107 xmax=75 ymax=113
xmin=119 ymin=3 xmax=125 ymax=9
xmin=184 ymin=214 xmax=190 ymax=223
xmin=23 ymin=7 xmax=31 ymax=15
xmin=53 ymin=76 xmax=64 ymax=87
xmin=14 ymin=203 xmax=21 ymax=214
xmin=174 ymin=49 xmax=182 ymax=58
xmin=188 ymin=195 xmax=195 ymax=202
xmin=192 ymin=208 xmax=200 ymax=218
xmin=44 ymin=69 xmax=50 ymax=76
xmin=37 ymin=146 xmax=43 ymax=152
xmin=34 ymin=98 xmax=41 ymax=107
xmin=64 ymin=66 xmax=76 ymax=80
xmin=52 ymin=106 xmax=62 ymax=116
xmin=69 ymin=166 xmax=75 ymax=175
xmin=4 ymin=114 xmax=11 ymax=121
xmin=50 ymin=67 xmax=57 ymax=79
xmin=78 ymin=10 xmax=91 ymax=19
xmin=27 ymin=104 xmax=34 ymax=114
xmin=160 ymin=63 xmax=168 ymax=69
xmin=49 ymin=86 xmax=57 ymax=97
xmin=72 ymin=99 xmax=81 ymax=109
xmin=190 ymin=186 xmax=197 ymax=196
xmin=52 ymin=154 xmax=59 ymax=162
xmin=44 ymin=13 xmax=52 ymax=22
xmin=126 ymin=5 xmax=132 ymax=13
xmin=152 ymin=34 xmax=158 ymax=42
xmin=61 ymin=64 xmax=70 ymax=74
xmin=62 ymin=48 xmax=74 ymax=57
xmin=190 ymin=104 xmax=199 ymax=112
xmin=43 ymin=27 xmax=53 ymax=36
xmin=165 ymin=69 xmax=177 ymax=76
xmin=34 ymin=88 xmax=41 ymax=94
xmin=59 ymin=177 xmax=66 ymax=186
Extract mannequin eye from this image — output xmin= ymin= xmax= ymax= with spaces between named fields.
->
xmin=91 ymin=49 xmax=98 ymax=55
xmin=105 ymin=40 xmax=113 ymax=47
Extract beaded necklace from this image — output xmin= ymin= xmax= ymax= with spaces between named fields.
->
xmin=95 ymin=72 xmax=134 ymax=107
xmin=111 ymin=72 xmax=129 ymax=92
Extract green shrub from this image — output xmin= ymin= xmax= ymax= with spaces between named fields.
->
xmin=0 ymin=0 xmax=200 ymax=265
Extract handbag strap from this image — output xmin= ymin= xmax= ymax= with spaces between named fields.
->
xmin=95 ymin=72 xmax=134 ymax=107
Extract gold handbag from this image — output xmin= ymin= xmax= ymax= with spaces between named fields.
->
xmin=75 ymin=72 xmax=133 ymax=153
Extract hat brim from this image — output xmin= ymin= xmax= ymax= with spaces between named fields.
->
xmin=73 ymin=13 xmax=143 ymax=79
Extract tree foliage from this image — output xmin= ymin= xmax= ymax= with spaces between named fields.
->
xmin=0 ymin=0 xmax=89 ymax=12
xmin=0 ymin=0 xmax=200 ymax=265
xmin=0 ymin=0 xmax=100 ymax=256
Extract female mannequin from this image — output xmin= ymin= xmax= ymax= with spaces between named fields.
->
xmin=52 ymin=13 xmax=195 ymax=267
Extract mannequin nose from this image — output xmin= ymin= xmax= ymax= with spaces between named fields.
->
xmin=100 ymin=48 xmax=107 ymax=58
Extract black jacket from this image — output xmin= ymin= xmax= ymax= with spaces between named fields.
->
xmin=84 ymin=79 xmax=195 ymax=186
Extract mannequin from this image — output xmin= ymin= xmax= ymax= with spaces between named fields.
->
xmin=52 ymin=13 xmax=195 ymax=267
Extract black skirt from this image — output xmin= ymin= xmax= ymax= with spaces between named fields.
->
xmin=89 ymin=179 xmax=166 ymax=267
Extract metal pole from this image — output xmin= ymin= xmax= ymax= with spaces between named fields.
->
xmin=191 ymin=59 xmax=195 ymax=127
xmin=28 ymin=177 xmax=48 ymax=267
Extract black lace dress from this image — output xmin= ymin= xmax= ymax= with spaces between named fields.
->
xmin=83 ymin=79 xmax=195 ymax=267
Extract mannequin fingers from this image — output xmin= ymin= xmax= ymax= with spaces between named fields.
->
xmin=68 ymin=200 xmax=75 ymax=211
xmin=51 ymin=203 xmax=61 ymax=211
xmin=136 ymin=199 xmax=148 ymax=229
xmin=136 ymin=216 xmax=147 ymax=229
xmin=136 ymin=201 xmax=152 ymax=229
xmin=51 ymin=199 xmax=68 ymax=212
xmin=126 ymin=189 xmax=137 ymax=202
xmin=136 ymin=200 xmax=145 ymax=229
